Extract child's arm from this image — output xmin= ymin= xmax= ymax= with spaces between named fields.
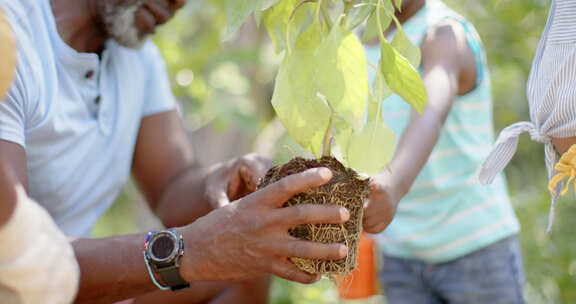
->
xmin=363 ymin=21 xmax=476 ymax=233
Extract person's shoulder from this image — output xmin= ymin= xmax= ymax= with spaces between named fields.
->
xmin=423 ymin=19 xmax=466 ymax=50
xmin=0 ymin=0 xmax=43 ymax=37
xmin=1 ymin=0 xmax=47 ymax=67
xmin=138 ymin=40 xmax=166 ymax=68
xmin=421 ymin=19 xmax=470 ymax=66
xmin=112 ymin=39 xmax=164 ymax=62
xmin=1 ymin=1 xmax=45 ymax=102
xmin=110 ymin=39 xmax=166 ymax=76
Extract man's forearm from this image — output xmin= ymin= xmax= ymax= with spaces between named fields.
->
xmin=71 ymin=234 xmax=160 ymax=304
xmin=154 ymin=165 xmax=213 ymax=228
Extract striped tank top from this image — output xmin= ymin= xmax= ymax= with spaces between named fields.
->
xmin=364 ymin=0 xmax=520 ymax=263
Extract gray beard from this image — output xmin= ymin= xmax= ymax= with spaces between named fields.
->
xmin=101 ymin=1 xmax=146 ymax=49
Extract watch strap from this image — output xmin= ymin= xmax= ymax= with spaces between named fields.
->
xmin=156 ymin=264 xmax=190 ymax=291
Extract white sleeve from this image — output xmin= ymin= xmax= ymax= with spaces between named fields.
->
xmin=0 ymin=24 xmax=41 ymax=148
xmin=0 ymin=185 xmax=79 ymax=304
xmin=0 ymin=63 xmax=28 ymax=148
xmin=141 ymin=41 xmax=178 ymax=117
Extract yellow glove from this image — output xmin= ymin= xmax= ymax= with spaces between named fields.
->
xmin=549 ymin=144 xmax=576 ymax=196
xmin=0 ymin=7 xmax=16 ymax=99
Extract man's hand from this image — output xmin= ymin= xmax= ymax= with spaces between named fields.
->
xmin=180 ymin=167 xmax=350 ymax=284
xmin=205 ymin=153 xmax=273 ymax=209
xmin=363 ymin=174 xmax=401 ymax=234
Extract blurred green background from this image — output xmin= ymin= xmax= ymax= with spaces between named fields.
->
xmin=93 ymin=0 xmax=576 ymax=303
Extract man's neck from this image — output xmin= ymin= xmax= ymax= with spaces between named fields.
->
xmin=50 ymin=0 xmax=107 ymax=54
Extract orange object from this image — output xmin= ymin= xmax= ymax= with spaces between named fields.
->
xmin=337 ymin=232 xmax=378 ymax=299
xmin=0 ymin=7 xmax=17 ymax=99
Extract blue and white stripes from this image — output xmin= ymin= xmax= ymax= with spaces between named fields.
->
xmin=366 ymin=0 xmax=519 ymax=263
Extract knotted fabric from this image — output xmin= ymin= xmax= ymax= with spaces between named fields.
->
xmin=480 ymin=0 xmax=576 ymax=232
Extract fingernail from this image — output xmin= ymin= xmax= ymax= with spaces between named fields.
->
xmin=339 ymin=245 xmax=348 ymax=258
xmin=317 ymin=167 xmax=332 ymax=179
xmin=339 ymin=208 xmax=350 ymax=221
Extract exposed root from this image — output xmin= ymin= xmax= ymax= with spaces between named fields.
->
xmin=258 ymin=156 xmax=370 ymax=275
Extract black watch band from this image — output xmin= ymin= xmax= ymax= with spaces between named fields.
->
xmin=156 ymin=265 xmax=190 ymax=291
xmin=144 ymin=229 xmax=191 ymax=291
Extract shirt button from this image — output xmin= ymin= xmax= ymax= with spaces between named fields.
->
xmin=85 ymin=70 xmax=95 ymax=79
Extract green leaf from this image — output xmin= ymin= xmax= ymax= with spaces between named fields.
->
xmin=382 ymin=0 xmax=396 ymax=14
xmin=225 ymin=0 xmax=260 ymax=40
xmin=362 ymin=12 xmax=377 ymax=43
xmin=315 ymin=25 xmax=369 ymax=130
xmin=262 ymin=0 xmax=311 ymax=54
xmin=271 ymin=23 xmax=330 ymax=157
xmin=361 ymin=1 xmax=392 ymax=42
xmin=346 ymin=113 xmax=395 ymax=175
xmin=346 ymin=3 xmax=374 ymax=31
xmin=373 ymin=68 xmax=393 ymax=102
xmin=367 ymin=94 xmax=381 ymax=123
xmin=260 ymin=0 xmax=281 ymax=10
xmin=255 ymin=0 xmax=280 ymax=27
xmin=333 ymin=119 xmax=354 ymax=165
xmin=394 ymin=0 xmax=402 ymax=11
xmin=254 ymin=10 xmax=264 ymax=26
xmin=391 ymin=18 xmax=421 ymax=67
xmin=380 ymin=39 xmax=427 ymax=114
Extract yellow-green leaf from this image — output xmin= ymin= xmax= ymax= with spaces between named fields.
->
xmin=391 ymin=19 xmax=421 ymax=67
xmin=260 ymin=0 xmax=280 ymax=10
xmin=361 ymin=2 xmax=392 ymax=43
xmin=373 ymin=69 xmax=393 ymax=102
xmin=224 ymin=0 xmax=260 ymax=40
xmin=380 ymin=40 xmax=427 ymax=114
xmin=346 ymin=117 xmax=395 ymax=175
xmin=315 ymin=25 xmax=369 ymax=130
xmin=346 ymin=3 xmax=374 ymax=30
xmin=271 ymin=23 xmax=330 ymax=157
xmin=394 ymin=0 xmax=402 ymax=11
xmin=367 ymin=94 xmax=381 ymax=123
xmin=262 ymin=0 xmax=311 ymax=54
xmin=333 ymin=119 xmax=354 ymax=165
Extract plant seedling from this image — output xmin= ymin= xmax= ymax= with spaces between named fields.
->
xmin=226 ymin=0 xmax=427 ymax=275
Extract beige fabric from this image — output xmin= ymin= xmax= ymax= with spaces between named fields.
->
xmin=0 ymin=7 xmax=16 ymax=99
xmin=0 ymin=185 xmax=79 ymax=304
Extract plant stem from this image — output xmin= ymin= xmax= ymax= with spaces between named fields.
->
xmin=315 ymin=0 xmax=323 ymax=21
xmin=322 ymin=110 xmax=335 ymax=157
xmin=344 ymin=0 xmax=355 ymax=16
xmin=376 ymin=0 xmax=387 ymax=43
xmin=289 ymin=0 xmax=318 ymax=21
xmin=286 ymin=0 xmax=319 ymax=54
xmin=321 ymin=3 xmax=332 ymax=30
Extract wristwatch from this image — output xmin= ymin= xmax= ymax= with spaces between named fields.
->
xmin=143 ymin=228 xmax=190 ymax=291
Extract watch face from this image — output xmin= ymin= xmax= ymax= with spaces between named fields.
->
xmin=148 ymin=231 xmax=179 ymax=263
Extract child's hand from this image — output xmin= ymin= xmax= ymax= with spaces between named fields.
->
xmin=205 ymin=153 xmax=273 ymax=209
xmin=363 ymin=175 xmax=401 ymax=234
